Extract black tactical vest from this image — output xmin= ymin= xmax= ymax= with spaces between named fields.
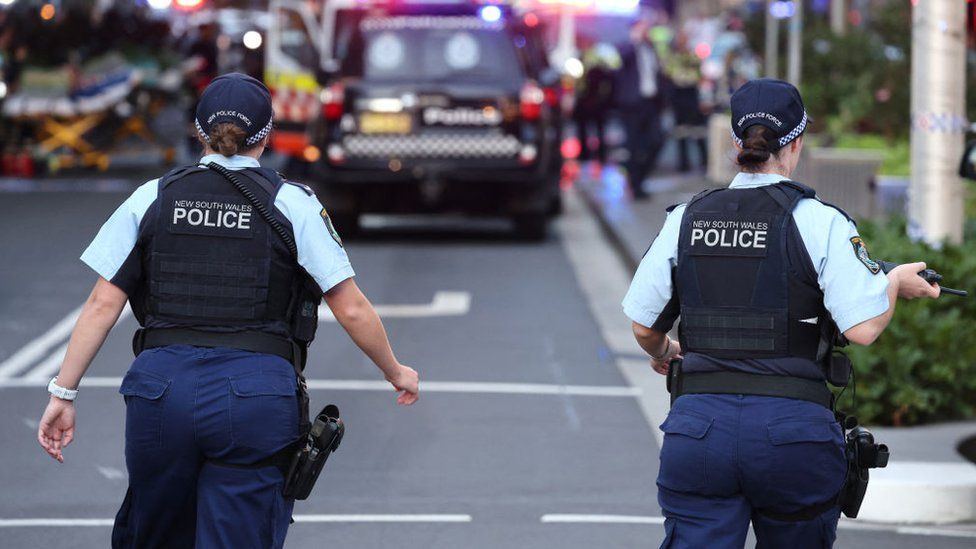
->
xmin=675 ymin=181 xmax=832 ymax=380
xmin=130 ymin=166 xmax=321 ymax=345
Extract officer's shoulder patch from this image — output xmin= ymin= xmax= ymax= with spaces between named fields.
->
xmin=850 ymin=236 xmax=881 ymax=274
xmin=320 ymin=207 xmax=343 ymax=247
xmin=284 ymin=179 xmax=315 ymax=196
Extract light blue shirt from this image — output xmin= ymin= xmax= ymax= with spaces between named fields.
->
xmin=622 ymin=173 xmax=890 ymax=333
xmin=81 ymin=154 xmax=355 ymax=293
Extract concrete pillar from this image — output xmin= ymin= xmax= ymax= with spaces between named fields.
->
xmin=787 ymin=0 xmax=803 ymax=87
xmin=831 ymin=0 xmax=846 ymax=35
xmin=909 ymin=0 xmax=967 ymax=245
xmin=765 ymin=0 xmax=780 ymax=78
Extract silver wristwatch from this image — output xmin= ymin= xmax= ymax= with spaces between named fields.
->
xmin=47 ymin=378 xmax=78 ymax=401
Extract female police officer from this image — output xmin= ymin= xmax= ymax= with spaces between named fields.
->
xmin=36 ymin=73 xmax=420 ymax=548
xmin=622 ymin=79 xmax=940 ymax=548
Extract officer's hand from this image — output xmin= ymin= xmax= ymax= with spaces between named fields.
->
xmin=388 ymin=364 xmax=419 ymax=406
xmin=891 ymin=262 xmax=941 ymax=300
xmin=37 ymin=397 xmax=76 ymax=463
xmin=650 ymin=339 xmax=682 ymax=376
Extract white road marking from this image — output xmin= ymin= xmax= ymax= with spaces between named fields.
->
xmin=21 ymin=306 xmax=133 ymax=381
xmin=0 ymin=515 xmax=472 ymax=528
xmin=538 ymin=514 xmax=976 ymax=538
xmin=0 ymin=304 xmax=83 ymax=379
xmin=0 ymin=519 xmax=117 ymax=527
xmin=319 ymin=291 xmax=471 ymax=321
xmin=292 ymin=514 xmax=473 ymax=523
xmin=541 ymin=514 xmax=665 ymax=525
xmin=95 ymin=466 xmax=126 ymax=481
xmin=0 ymin=376 xmax=641 ymax=398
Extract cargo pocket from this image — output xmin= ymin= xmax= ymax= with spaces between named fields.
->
xmin=657 ymin=411 xmax=713 ymax=492
xmin=119 ymin=369 xmax=171 ymax=449
xmin=229 ymin=373 xmax=299 ymax=454
xmin=763 ymin=418 xmax=846 ymax=499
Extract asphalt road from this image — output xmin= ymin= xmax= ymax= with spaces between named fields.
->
xmin=0 ymin=179 xmax=973 ymax=548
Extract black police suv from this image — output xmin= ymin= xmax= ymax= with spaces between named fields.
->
xmin=311 ymin=5 xmax=562 ymax=239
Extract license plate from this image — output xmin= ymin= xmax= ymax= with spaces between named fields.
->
xmin=359 ymin=112 xmax=412 ymax=134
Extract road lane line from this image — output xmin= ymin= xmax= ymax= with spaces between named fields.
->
xmin=0 ymin=376 xmax=642 ymax=397
xmin=0 ymin=304 xmax=83 ymax=379
xmin=21 ymin=306 xmax=133 ymax=381
xmin=0 ymin=515 xmax=473 ymax=528
xmin=319 ymin=291 xmax=471 ymax=321
xmin=539 ymin=514 xmax=976 ymax=538
xmin=292 ymin=514 xmax=472 ymax=523
xmin=541 ymin=514 xmax=665 ymax=525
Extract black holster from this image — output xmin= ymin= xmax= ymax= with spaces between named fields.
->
xmin=282 ymin=405 xmax=345 ymax=500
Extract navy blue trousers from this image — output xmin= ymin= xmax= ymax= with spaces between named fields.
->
xmin=111 ymin=345 xmax=300 ymax=548
xmin=658 ymin=394 xmax=846 ymax=549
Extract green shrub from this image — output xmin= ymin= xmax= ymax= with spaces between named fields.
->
xmin=842 ymin=207 xmax=976 ymax=426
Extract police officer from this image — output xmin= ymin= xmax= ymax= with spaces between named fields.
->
xmin=622 ymin=79 xmax=940 ymax=548
xmin=36 ymin=73 xmax=420 ymax=548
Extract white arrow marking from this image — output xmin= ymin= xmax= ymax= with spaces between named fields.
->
xmin=21 ymin=306 xmax=133 ymax=381
xmin=0 ymin=305 xmax=83 ymax=379
xmin=318 ymin=291 xmax=471 ymax=321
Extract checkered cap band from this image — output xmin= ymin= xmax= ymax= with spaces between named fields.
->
xmin=195 ymin=117 xmax=272 ymax=146
xmin=245 ymin=118 xmax=273 ymax=146
xmin=732 ymin=111 xmax=808 ymax=150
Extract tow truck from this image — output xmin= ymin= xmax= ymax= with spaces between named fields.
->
xmin=265 ymin=0 xmax=564 ymax=238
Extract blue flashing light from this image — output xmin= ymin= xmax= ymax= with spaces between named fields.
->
xmin=479 ymin=5 xmax=502 ymax=23
xmin=769 ymin=1 xmax=796 ymax=19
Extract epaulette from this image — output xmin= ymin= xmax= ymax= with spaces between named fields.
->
xmin=282 ymin=177 xmax=314 ymax=196
xmin=815 ymin=198 xmax=856 ymax=225
xmin=665 ymin=202 xmax=684 ymax=213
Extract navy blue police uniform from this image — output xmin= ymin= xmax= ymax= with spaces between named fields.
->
xmin=80 ymin=74 xmax=354 ymax=548
xmin=623 ymin=79 xmax=891 ymax=548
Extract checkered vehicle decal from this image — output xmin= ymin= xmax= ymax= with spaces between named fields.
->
xmin=343 ymin=134 xmax=521 ymax=159
xmin=271 ymin=88 xmax=318 ymax=123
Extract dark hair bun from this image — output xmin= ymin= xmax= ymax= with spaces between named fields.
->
xmin=208 ymin=123 xmax=247 ymax=157
xmin=736 ymin=125 xmax=779 ymax=168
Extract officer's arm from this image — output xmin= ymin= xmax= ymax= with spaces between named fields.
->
xmin=843 ymin=262 xmax=940 ymax=345
xmin=324 ymin=278 xmax=419 ymax=405
xmin=632 ymin=322 xmax=670 ymax=357
xmin=53 ymin=277 xmax=129 ymax=390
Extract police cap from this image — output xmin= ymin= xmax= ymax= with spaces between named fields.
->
xmin=195 ymin=73 xmax=273 ymax=147
xmin=730 ymin=78 xmax=809 ymax=150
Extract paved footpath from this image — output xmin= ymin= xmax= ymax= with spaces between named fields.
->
xmin=0 ymin=174 xmax=974 ymax=547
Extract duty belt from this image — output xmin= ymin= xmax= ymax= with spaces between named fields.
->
xmin=667 ymin=362 xmax=834 ymax=409
xmin=132 ymin=327 xmax=303 ymax=368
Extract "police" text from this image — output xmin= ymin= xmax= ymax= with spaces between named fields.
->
xmin=172 ymin=200 xmax=253 ymax=230
xmin=690 ymin=219 xmax=768 ymax=249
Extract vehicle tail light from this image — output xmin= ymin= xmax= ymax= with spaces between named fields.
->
xmin=520 ymin=82 xmax=545 ymax=121
xmin=320 ymin=83 xmax=345 ymax=121
xmin=518 ymin=144 xmax=538 ymax=165
xmin=543 ymin=87 xmax=559 ymax=108
xmin=327 ymin=144 xmax=346 ymax=165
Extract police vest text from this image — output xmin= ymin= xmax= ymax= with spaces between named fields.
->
xmin=172 ymin=200 xmax=253 ymax=230
xmin=690 ymin=219 xmax=768 ymax=249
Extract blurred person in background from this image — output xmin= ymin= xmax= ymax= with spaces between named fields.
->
xmin=616 ymin=17 xmax=665 ymax=200
xmin=664 ymin=31 xmax=708 ymax=173
xmin=573 ymin=36 xmax=617 ymax=164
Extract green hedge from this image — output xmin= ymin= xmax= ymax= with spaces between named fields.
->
xmin=842 ymin=201 xmax=976 ymax=426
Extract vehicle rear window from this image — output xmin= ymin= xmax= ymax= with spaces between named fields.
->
xmin=340 ymin=16 xmax=524 ymax=84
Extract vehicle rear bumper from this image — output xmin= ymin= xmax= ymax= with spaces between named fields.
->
xmin=311 ymin=160 xmax=557 ymax=215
